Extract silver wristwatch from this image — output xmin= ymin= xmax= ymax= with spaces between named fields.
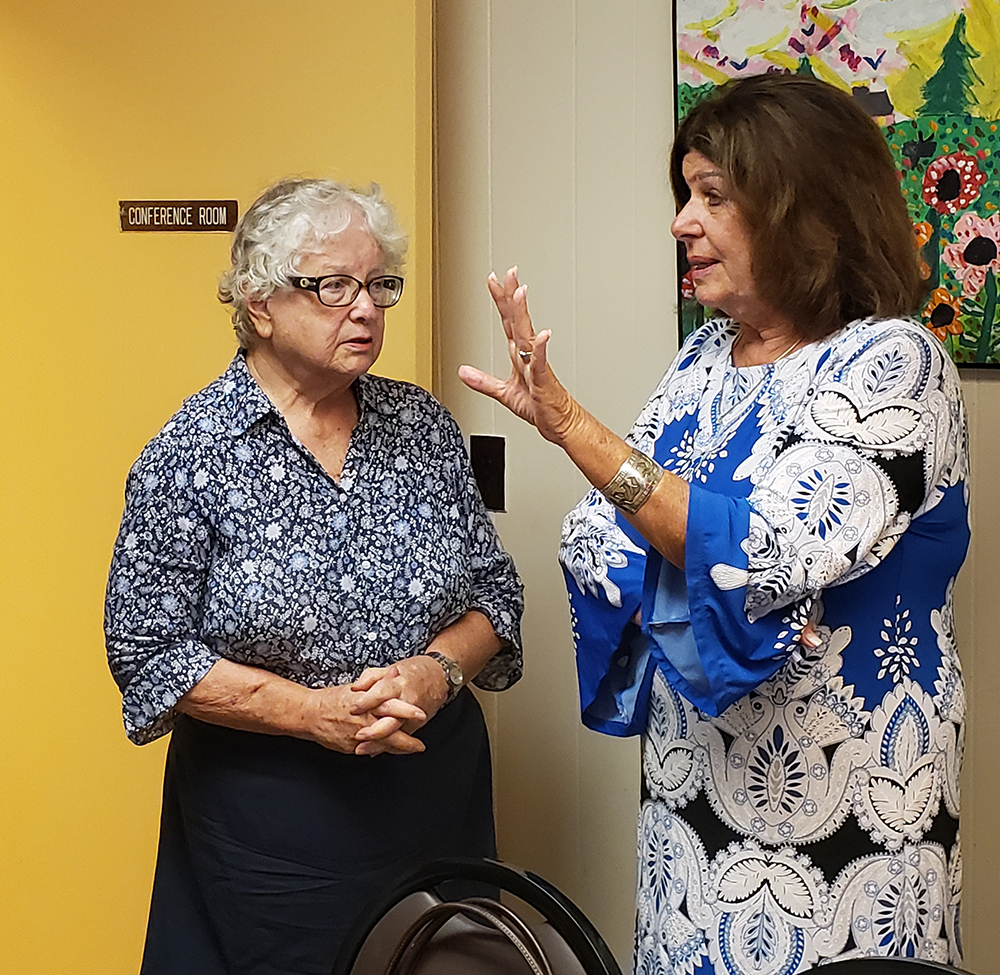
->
xmin=425 ymin=651 xmax=465 ymax=704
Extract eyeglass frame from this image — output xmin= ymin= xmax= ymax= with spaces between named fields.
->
xmin=290 ymin=273 xmax=405 ymax=308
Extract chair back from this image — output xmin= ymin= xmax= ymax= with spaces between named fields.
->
xmin=333 ymin=857 xmax=623 ymax=975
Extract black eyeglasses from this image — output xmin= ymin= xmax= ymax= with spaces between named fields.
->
xmin=291 ymin=273 xmax=404 ymax=308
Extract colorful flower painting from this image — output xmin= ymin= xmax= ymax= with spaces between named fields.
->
xmin=675 ymin=0 xmax=1000 ymax=366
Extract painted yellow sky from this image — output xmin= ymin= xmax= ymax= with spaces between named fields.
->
xmin=967 ymin=0 xmax=1000 ymax=118
xmin=679 ymin=0 xmax=998 ymax=121
xmin=879 ymin=0 xmax=998 ymax=120
xmin=887 ymin=14 xmax=958 ymax=119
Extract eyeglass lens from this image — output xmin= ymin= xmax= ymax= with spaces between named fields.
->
xmin=317 ymin=275 xmax=402 ymax=308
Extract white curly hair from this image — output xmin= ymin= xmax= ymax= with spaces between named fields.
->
xmin=218 ymin=178 xmax=407 ymax=347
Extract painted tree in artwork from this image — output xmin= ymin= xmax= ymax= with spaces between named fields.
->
xmin=794 ymin=56 xmax=815 ymax=79
xmin=921 ymin=13 xmax=982 ymax=117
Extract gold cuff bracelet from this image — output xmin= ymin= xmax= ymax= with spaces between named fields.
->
xmin=600 ymin=448 xmax=664 ymax=514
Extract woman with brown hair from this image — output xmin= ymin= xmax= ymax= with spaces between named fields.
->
xmin=461 ymin=74 xmax=968 ymax=973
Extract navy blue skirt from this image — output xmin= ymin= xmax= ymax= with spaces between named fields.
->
xmin=140 ymin=689 xmax=496 ymax=975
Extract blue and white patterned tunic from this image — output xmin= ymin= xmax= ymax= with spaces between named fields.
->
xmin=106 ymin=352 xmax=523 ymax=745
xmin=560 ymin=318 xmax=968 ymax=974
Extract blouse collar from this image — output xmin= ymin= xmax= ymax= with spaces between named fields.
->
xmin=220 ymin=350 xmax=373 ymax=438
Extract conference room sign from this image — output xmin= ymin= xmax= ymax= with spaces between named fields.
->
xmin=119 ymin=200 xmax=238 ymax=233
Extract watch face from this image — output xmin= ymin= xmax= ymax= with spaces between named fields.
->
xmin=444 ymin=658 xmax=463 ymax=689
xmin=429 ymin=652 xmax=463 ymax=696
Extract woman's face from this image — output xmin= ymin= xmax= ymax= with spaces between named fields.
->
xmin=671 ymin=151 xmax=760 ymax=323
xmin=248 ymin=218 xmax=386 ymax=384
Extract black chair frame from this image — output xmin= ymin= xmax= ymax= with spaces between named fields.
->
xmin=333 ymin=857 xmax=623 ymax=975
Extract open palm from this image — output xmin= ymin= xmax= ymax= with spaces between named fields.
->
xmin=458 ymin=267 xmax=574 ymax=444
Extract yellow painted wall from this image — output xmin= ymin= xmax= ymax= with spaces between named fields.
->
xmin=0 ymin=2 xmax=432 ymax=972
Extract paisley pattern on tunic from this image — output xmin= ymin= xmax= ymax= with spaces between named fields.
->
xmin=559 ymin=318 xmax=968 ymax=974
xmin=106 ymin=352 xmax=523 ymax=744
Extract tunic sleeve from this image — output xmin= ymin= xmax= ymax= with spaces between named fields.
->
xmin=675 ymin=320 xmax=967 ymax=715
xmin=557 ymin=348 xmax=692 ymax=736
xmin=105 ymin=437 xmax=221 ymax=744
xmin=560 ymin=490 xmax=653 ymax=735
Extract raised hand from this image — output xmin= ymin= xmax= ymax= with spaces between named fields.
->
xmin=458 ymin=267 xmax=579 ymax=445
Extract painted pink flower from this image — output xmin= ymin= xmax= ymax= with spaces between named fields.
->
xmin=922 ymin=152 xmax=986 ymax=215
xmin=942 ymin=212 xmax=1000 ymax=297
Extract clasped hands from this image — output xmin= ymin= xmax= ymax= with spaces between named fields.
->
xmin=312 ymin=655 xmax=450 ymax=758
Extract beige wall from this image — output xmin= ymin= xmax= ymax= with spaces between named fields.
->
xmin=436 ymin=3 xmax=1000 ymax=973
xmin=0 ymin=3 xmax=431 ymax=972
xmin=954 ymin=374 xmax=1000 ymax=972
xmin=435 ymin=0 xmax=677 ymax=966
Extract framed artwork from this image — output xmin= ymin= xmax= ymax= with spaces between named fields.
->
xmin=674 ymin=0 xmax=1000 ymax=367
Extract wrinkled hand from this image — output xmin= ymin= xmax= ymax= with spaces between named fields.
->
xmin=309 ymin=676 xmax=426 ymax=756
xmin=349 ymin=658 xmax=450 ymax=757
xmin=458 ymin=267 xmax=579 ymax=445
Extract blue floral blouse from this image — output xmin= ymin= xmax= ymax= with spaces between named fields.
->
xmin=560 ymin=317 xmax=968 ymax=732
xmin=106 ymin=353 xmax=523 ymax=745
xmin=557 ymin=317 xmax=970 ymax=974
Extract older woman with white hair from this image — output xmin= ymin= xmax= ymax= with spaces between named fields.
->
xmin=105 ymin=178 xmax=523 ymax=975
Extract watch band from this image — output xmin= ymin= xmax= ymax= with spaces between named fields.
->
xmin=425 ymin=651 xmax=465 ymax=703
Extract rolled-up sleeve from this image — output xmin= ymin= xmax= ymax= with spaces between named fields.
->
xmin=105 ymin=439 xmax=221 ymax=744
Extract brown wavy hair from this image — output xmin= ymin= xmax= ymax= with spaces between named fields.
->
xmin=670 ymin=73 xmax=924 ymax=340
